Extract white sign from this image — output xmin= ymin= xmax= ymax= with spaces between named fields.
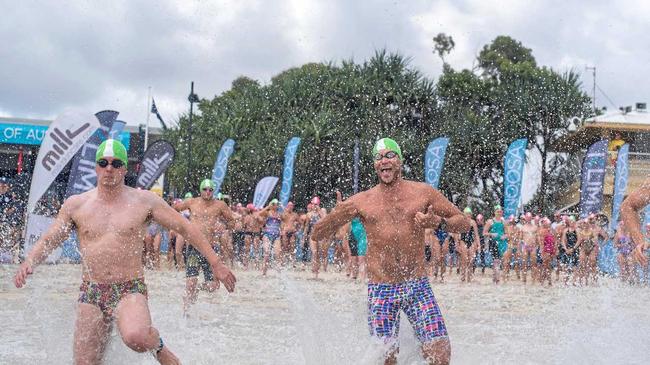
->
xmin=26 ymin=111 xmax=100 ymax=214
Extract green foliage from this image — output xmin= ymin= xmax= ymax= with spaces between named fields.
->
xmin=164 ymin=50 xmax=438 ymax=207
xmin=164 ymin=37 xmax=592 ymax=214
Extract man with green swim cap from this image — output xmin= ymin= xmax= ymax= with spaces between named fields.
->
xmin=173 ymin=178 xmax=236 ymax=313
xmin=313 ymin=137 xmax=469 ymax=364
xmin=95 ymin=138 xmax=129 ymax=167
xmin=14 ymin=140 xmax=236 ymax=364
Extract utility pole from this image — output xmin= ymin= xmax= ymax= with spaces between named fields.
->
xmin=186 ymin=81 xmax=199 ymax=194
xmin=586 ymin=66 xmax=596 ymax=112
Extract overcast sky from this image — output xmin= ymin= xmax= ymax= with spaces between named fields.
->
xmin=1 ymin=0 xmax=648 ymax=128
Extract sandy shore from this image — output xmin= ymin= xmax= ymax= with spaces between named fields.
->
xmin=1 ymin=263 xmax=649 ymax=364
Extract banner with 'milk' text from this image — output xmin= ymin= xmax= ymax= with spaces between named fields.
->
xmin=579 ymin=140 xmax=608 ymax=218
xmin=136 ymin=140 xmax=175 ymax=190
xmin=27 ymin=111 xmax=99 ymax=214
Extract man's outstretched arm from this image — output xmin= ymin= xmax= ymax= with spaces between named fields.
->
xmin=426 ymin=186 xmax=470 ymax=233
xmin=312 ymin=199 xmax=359 ymax=242
xmin=14 ymin=198 xmax=76 ymax=288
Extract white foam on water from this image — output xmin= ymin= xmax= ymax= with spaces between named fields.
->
xmin=2 ymin=264 xmax=650 ymax=364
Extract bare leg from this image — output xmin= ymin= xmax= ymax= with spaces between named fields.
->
xmin=422 ymin=338 xmax=451 ymax=365
xmin=261 ymin=235 xmax=272 ymax=276
xmin=310 ymin=239 xmax=320 ymax=278
xmin=242 ymin=235 xmax=252 ymax=269
xmin=183 ymin=277 xmax=198 ymax=313
xmin=152 ymin=234 xmax=162 ymax=270
xmin=358 ymin=256 xmax=367 ymax=281
xmin=174 ymin=236 xmax=185 ymax=270
xmin=73 ymin=303 xmax=112 ymax=365
xmin=116 ymin=293 xmax=180 ymax=364
xmin=502 ymin=250 xmax=512 ymax=280
xmin=220 ymin=234 xmax=234 ymax=267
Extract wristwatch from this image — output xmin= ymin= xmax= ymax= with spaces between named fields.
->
xmin=438 ymin=217 xmax=448 ymax=231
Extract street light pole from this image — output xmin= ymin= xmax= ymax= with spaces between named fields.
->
xmin=186 ymin=81 xmax=199 ymax=193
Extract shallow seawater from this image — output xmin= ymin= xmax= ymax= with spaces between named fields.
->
xmin=1 ymin=263 xmax=650 ymax=364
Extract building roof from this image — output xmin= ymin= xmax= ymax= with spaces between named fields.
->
xmin=584 ymin=109 xmax=650 ymax=129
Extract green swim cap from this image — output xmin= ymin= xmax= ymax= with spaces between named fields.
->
xmin=200 ymin=179 xmax=215 ymax=191
xmin=464 ymin=207 xmax=472 ymax=214
xmin=373 ymin=138 xmax=403 ymax=160
xmin=216 ymin=192 xmax=223 ymax=200
xmin=184 ymin=192 xmax=193 ymax=199
xmin=494 ymin=204 xmax=502 ymax=211
xmin=96 ymin=139 xmax=128 ymax=167
xmin=269 ymin=198 xmax=279 ymax=206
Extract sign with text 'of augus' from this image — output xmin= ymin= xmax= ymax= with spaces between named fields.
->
xmin=136 ymin=140 xmax=175 ymax=190
xmin=0 ymin=122 xmax=48 ymax=145
xmin=27 ymin=111 xmax=100 ymax=214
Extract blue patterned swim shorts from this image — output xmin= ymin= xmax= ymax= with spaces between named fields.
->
xmin=367 ymin=277 xmax=448 ymax=344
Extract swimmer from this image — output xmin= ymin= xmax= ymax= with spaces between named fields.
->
xmin=304 ymin=196 xmax=327 ymax=279
xmin=539 ymin=218 xmax=556 ymax=286
xmin=621 ymin=180 xmax=650 ymax=269
xmin=13 ymin=139 xmax=235 ymax=365
xmin=560 ymin=216 xmax=579 ymax=284
xmin=519 ymin=212 xmax=538 ymax=284
xmin=258 ymin=199 xmax=283 ymax=276
xmin=312 ymin=137 xmax=469 ymax=365
xmin=280 ymin=201 xmax=300 ymax=266
xmin=502 ymin=215 xmax=520 ymax=281
xmin=614 ymin=222 xmax=634 ymax=284
xmin=173 ymin=178 xmax=236 ymax=312
xmin=458 ymin=207 xmax=480 ymax=283
xmin=484 ymin=205 xmax=508 ymax=285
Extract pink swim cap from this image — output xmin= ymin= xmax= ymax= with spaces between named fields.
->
xmin=246 ymin=203 xmax=255 ymax=211
xmin=311 ymin=196 xmax=320 ymax=205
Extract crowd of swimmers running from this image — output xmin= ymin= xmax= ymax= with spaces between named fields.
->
xmin=143 ymin=185 xmax=649 ymax=295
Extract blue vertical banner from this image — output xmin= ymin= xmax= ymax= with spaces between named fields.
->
xmin=279 ymin=137 xmax=301 ymax=208
xmin=579 ymin=140 xmax=608 ymax=218
xmin=600 ymin=144 xmax=629 ymax=274
xmin=424 ymin=137 xmax=449 ymax=189
xmin=503 ymin=138 xmax=528 ymax=218
xmin=644 ymin=205 xmax=650 ymax=232
xmin=211 ymin=139 xmax=236 ymax=195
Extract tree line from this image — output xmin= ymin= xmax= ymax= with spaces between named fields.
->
xmin=163 ymin=35 xmax=592 ymax=214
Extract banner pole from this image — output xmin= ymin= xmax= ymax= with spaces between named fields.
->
xmin=144 ymin=86 xmax=152 ymax=151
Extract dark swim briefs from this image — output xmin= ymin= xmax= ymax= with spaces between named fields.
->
xmin=367 ymin=277 xmax=448 ymax=346
xmin=78 ymin=278 xmax=148 ymax=322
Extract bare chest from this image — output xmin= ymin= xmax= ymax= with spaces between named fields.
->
xmin=73 ymin=201 xmax=150 ymax=239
